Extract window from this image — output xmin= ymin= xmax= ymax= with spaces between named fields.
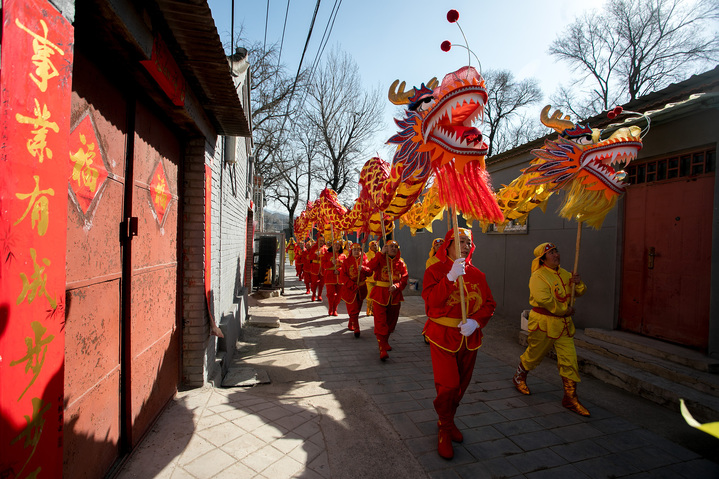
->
xmin=626 ymin=147 xmax=715 ymax=185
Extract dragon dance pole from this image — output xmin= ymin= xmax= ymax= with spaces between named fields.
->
xmin=570 ymin=221 xmax=582 ymax=307
xmin=451 ymin=207 xmax=468 ymax=324
xmin=379 ymin=211 xmax=393 ymax=289
xmin=331 ymin=224 xmax=337 ymax=277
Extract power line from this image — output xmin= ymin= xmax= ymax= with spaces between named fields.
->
xmin=263 ymin=0 xmax=270 ymax=52
xmin=277 ymin=0 xmax=292 ymax=67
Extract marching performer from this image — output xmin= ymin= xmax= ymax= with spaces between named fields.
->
xmin=366 ymin=240 xmax=408 ymax=360
xmin=301 ymin=239 xmax=313 ymax=294
xmin=307 ymin=235 xmax=327 ymax=301
xmin=512 ymin=242 xmax=590 ymax=417
xmin=422 ymin=228 xmax=495 ymax=460
xmin=322 ymin=239 xmax=346 ymax=316
xmin=425 ymin=237 xmax=444 ymax=269
xmin=365 ymin=240 xmax=379 ymax=315
xmin=339 ymin=242 xmax=370 ymax=337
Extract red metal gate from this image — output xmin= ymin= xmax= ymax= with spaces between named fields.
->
xmin=619 ymin=173 xmax=713 ymax=350
xmin=64 ymin=52 xmax=180 ymax=478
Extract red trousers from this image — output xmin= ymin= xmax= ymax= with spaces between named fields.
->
xmin=430 ymin=342 xmax=478 ymax=425
xmin=311 ymin=273 xmax=324 ymax=298
xmin=373 ymin=302 xmax=400 ymax=337
xmin=325 ymin=284 xmax=341 ymax=313
xmin=303 ymin=272 xmax=312 ymax=292
xmin=346 ymin=297 xmax=363 ymax=330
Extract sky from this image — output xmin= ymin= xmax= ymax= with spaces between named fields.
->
xmin=207 ymin=0 xmax=610 ymax=159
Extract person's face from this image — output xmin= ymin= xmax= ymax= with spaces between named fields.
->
xmin=334 ymin=241 xmax=342 ymax=250
xmin=433 ymin=239 xmax=444 ymax=251
xmin=447 ymin=235 xmax=472 ymax=260
xmin=543 ymin=248 xmax=561 ymax=269
xmin=351 ymin=246 xmax=361 ymax=258
xmin=370 ymin=242 xmax=378 ymax=252
xmin=318 ymin=237 xmax=325 ymax=246
xmin=387 ymin=243 xmax=399 ymax=257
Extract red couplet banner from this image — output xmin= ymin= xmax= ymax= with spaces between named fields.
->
xmin=0 ymin=0 xmax=74 ymax=476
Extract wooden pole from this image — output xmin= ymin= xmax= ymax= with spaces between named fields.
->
xmin=570 ymin=222 xmax=582 ymax=307
xmin=451 ymin=207 xmax=468 ymax=324
xmin=380 ymin=212 xmax=393 ymax=290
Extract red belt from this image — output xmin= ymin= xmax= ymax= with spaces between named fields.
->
xmin=532 ymin=307 xmax=565 ymax=318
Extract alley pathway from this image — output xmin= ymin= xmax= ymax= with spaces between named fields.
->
xmin=117 ymin=266 xmax=719 ymax=478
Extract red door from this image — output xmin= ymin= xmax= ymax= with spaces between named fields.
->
xmin=127 ymin=101 xmax=181 ymax=444
xmin=619 ymin=174 xmax=713 ymax=350
xmin=65 ymin=52 xmax=181 ymax=477
xmin=64 ymin=52 xmax=125 ymax=478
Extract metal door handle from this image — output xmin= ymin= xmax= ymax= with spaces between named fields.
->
xmin=648 ymin=247 xmax=655 ymax=269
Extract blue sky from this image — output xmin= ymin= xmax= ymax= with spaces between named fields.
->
xmin=208 ymin=0 xmax=606 ymax=156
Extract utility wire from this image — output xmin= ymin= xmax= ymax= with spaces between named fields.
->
xmin=277 ymin=0 xmax=292 ymax=67
xmin=263 ymin=0 xmax=270 ymax=52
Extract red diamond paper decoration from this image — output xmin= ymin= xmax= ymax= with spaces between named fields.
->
xmin=68 ymin=115 xmax=108 ymax=214
xmin=149 ymin=160 xmax=171 ymax=224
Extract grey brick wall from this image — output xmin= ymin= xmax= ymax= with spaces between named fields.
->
xmin=182 ymin=134 xmax=252 ymax=387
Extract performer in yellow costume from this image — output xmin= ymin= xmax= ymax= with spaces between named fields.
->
xmin=425 ymin=237 xmax=444 ymax=269
xmin=512 ymin=242 xmax=590 ymax=416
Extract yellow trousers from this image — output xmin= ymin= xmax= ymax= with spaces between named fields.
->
xmin=520 ymin=328 xmax=580 ymax=382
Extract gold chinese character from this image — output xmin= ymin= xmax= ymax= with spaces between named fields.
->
xmin=15 ymin=175 xmax=54 ymax=236
xmin=70 ymin=133 xmax=100 ymax=192
xmin=15 ymin=98 xmax=59 ymax=163
xmin=17 ymin=248 xmax=57 ymax=309
xmin=10 ymin=321 xmax=55 ymax=401
xmin=10 ymin=396 xmax=51 ymax=478
xmin=153 ymin=175 xmax=169 ymax=209
xmin=15 ymin=18 xmax=65 ymax=92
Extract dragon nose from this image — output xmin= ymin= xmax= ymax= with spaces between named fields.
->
xmin=461 ymin=127 xmax=482 ymax=145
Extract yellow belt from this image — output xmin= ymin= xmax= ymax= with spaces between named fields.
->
xmin=429 ymin=316 xmax=462 ymax=328
xmin=375 ymin=281 xmax=392 ymax=287
xmin=312 ymin=260 xmax=320 ymax=263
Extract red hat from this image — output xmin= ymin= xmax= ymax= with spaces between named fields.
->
xmin=435 ymin=228 xmax=475 ymax=265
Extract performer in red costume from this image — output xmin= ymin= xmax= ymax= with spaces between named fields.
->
xmin=307 ymin=235 xmax=327 ymax=301
xmin=512 ymin=242 xmax=590 ymax=417
xmin=422 ymin=228 xmax=496 ymax=460
xmin=301 ymin=239 xmax=313 ymax=294
xmin=365 ymin=240 xmax=379 ymax=315
xmin=366 ymin=240 xmax=408 ymax=360
xmin=294 ymin=241 xmax=305 ymax=282
xmin=340 ymin=242 xmax=370 ymax=338
xmin=322 ymin=238 xmax=346 ymax=316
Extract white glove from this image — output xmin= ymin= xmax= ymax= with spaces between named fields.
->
xmin=446 ymin=258 xmax=466 ymax=282
xmin=458 ymin=318 xmax=479 ymax=337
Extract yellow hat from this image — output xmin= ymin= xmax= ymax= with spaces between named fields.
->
xmin=531 ymin=242 xmax=556 ymax=273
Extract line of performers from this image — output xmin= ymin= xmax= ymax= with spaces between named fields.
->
xmin=287 ymin=229 xmax=590 ymax=460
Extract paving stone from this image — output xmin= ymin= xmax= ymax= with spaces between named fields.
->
xmin=510 ymin=429 xmax=566 ymax=451
xmin=181 ymin=448 xmax=236 ymax=478
xmin=504 ymin=447 xmax=568 ymax=474
xmin=524 ymin=463 xmax=591 ymax=478
xmin=464 ymin=437 xmax=523 ymax=460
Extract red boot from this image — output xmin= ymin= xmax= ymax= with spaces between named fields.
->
xmin=437 ymin=422 xmax=454 ymax=459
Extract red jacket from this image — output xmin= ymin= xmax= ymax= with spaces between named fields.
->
xmin=306 ymin=243 xmax=326 ymax=275
xmin=422 ymin=257 xmax=496 ymax=351
xmin=339 ymin=255 xmax=370 ymax=303
xmin=322 ymin=249 xmax=346 ymax=284
xmin=366 ymin=252 xmax=408 ymax=306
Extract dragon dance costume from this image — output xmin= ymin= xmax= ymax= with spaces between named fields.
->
xmin=294 ymin=243 xmax=304 ymax=280
xmin=366 ymin=241 xmax=408 ymax=360
xmin=422 ymin=228 xmax=495 ymax=459
xmin=322 ymin=243 xmax=346 ymax=316
xmin=513 ymin=242 xmax=590 ymax=417
xmin=339 ymin=245 xmax=370 ymax=337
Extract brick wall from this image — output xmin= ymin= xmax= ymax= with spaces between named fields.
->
xmin=182 ymin=134 xmax=253 ymax=387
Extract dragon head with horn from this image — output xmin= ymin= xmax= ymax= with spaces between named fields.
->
xmin=514 ymin=105 xmax=644 ymax=228
xmin=388 ymin=66 xmax=502 ymax=223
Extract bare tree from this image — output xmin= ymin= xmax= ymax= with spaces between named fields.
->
xmin=238 ymin=39 xmax=309 ymax=190
xmin=483 ymin=70 xmax=543 ymax=156
xmin=550 ymin=0 xmax=719 ymax=116
xmin=304 ymin=49 xmax=384 ymax=199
